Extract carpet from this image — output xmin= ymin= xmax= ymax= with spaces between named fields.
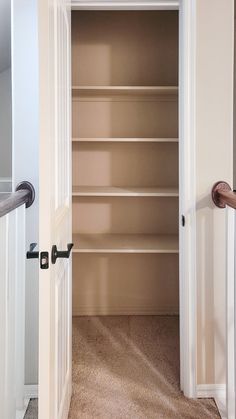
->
xmin=69 ymin=316 xmax=220 ymax=419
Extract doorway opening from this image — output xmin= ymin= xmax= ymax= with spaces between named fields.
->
xmin=67 ymin=9 xmax=216 ymax=418
xmin=71 ymin=11 xmax=181 ymax=415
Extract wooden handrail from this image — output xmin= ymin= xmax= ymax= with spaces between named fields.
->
xmin=0 ymin=181 xmax=35 ymax=218
xmin=212 ymin=181 xmax=236 ymax=209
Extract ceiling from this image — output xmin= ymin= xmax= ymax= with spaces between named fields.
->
xmin=0 ymin=0 xmax=11 ymax=73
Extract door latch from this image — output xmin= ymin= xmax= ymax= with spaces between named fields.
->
xmin=40 ymin=252 xmax=49 ymax=269
xmin=27 ymin=243 xmax=49 ymax=269
xmin=51 ymin=243 xmax=74 ymax=264
xmin=181 ymin=215 xmax=185 ymax=227
xmin=26 ymin=243 xmax=39 ymax=259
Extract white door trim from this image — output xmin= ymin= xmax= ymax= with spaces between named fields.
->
xmin=179 ymin=0 xmax=197 ymax=398
xmin=71 ymin=0 xmax=197 ymax=399
xmin=71 ymin=0 xmax=179 ymax=10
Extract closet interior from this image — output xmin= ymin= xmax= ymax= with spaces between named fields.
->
xmin=71 ymin=10 xmax=179 ymax=316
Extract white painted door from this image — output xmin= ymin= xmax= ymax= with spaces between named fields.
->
xmin=38 ymin=1 xmax=72 ymax=418
xmin=212 ymin=183 xmax=236 ymax=418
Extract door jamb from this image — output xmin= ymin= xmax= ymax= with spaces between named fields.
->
xmin=179 ymin=0 xmax=197 ymax=398
xmin=71 ymin=0 xmax=197 ymax=399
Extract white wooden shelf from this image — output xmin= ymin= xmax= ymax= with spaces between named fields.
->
xmin=73 ymin=234 xmax=179 ymax=254
xmin=72 ymin=186 xmax=179 ymax=197
xmin=72 ymin=137 xmax=178 ymax=143
xmin=72 ymin=85 xmax=178 ymax=97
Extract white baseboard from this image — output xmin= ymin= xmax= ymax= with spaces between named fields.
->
xmin=15 ymin=398 xmax=30 ymax=419
xmin=73 ymin=307 xmax=179 ymax=316
xmin=16 ymin=385 xmax=38 ymax=419
xmin=197 ymin=384 xmax=226 ymax=419
xmin=0 ymin=177 xmax=12 ymax=192
xmin=24 ymin=384 xmax=38 ymax=399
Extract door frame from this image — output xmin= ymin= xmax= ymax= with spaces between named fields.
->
xmin=71 ymin=0 xmax=197 ymax=399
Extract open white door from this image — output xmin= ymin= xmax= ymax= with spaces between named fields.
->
xmin=38 ymin=1 xmax=72 ymax=418
xmin=212 ymin=182 xmax=236 ymax=419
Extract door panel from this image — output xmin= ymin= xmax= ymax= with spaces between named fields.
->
xmin=38 ymin=1 xmax=71 ymax=418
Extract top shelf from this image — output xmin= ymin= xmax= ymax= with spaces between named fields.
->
xmin=72 ymin=86 xmax=178 ymax=96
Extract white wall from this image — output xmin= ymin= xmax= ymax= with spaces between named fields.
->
xmin=196 ymin=0 xmax=234 ymax=385
xmin=234 ymin=5 xmax=236 ymax=189
xmin=0 ymin=67 xmax=12 ymax=180
xmin=12 ymin=0 xmax=39 ymax=385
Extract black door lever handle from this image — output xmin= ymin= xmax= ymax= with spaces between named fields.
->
xmin=27 ymin=243 xmax=39 ymax=259
xmin=51 ymin=243 xmax=74 ymax=264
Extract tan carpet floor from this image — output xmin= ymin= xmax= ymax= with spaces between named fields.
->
xmin=24 ymin=316 xmax=220 ymax=419
xmin=69 ymin=316 xmax=220 ymax=419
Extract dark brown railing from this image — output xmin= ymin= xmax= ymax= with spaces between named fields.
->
xmin=212 ymin=181 xmax=236 ymax=209
xmin=0 ymin=181 xmax=35 ymax=218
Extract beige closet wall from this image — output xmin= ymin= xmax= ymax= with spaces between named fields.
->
xmin=196 ymin=0 xmax=234 ymax=385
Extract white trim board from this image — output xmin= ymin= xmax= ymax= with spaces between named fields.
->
xmin=71 ymin=0 xmax=179 ymax=10
xmin=16 ymin=385 xmax=38 ymax=419
xmin=15 ymin=398 xmax=30 ymax=419
xmin=178 ymin=0 xmax=197 ymax=398
xmin=197 ymin=384 xmax=226 ymax=419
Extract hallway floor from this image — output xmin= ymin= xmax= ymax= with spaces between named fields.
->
xmin=69 ymin=316 xmax=220 ymax=419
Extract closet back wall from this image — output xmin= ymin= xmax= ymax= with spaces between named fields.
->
xmin=72 ymin=11 xmax=178 ymax=86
